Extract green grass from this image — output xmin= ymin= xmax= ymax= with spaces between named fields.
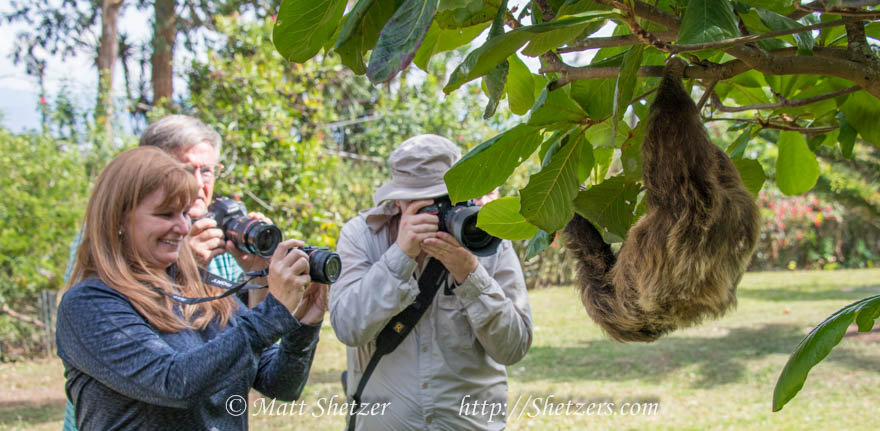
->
xmin=2 ymin=269 xmax=879 ymax=430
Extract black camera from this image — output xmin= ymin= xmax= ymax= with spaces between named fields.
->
xmin=417 ymin=195 xmax=501 ymax=257
xmin=206 ymin=197 xmax=282 ymax=257
xmin=298 ymin=246 xmax=342 ymax=284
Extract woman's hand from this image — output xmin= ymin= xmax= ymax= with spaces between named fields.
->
xmin=267 ymin=239 xmax=310 ymax=312
xmin=293 ymin=283 xmax=329 ymax=325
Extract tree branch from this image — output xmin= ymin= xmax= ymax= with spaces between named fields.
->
xmin=560 ymin=32 xmax=677 ymax=53
xmin=797 ymin=2 xmax=880 ymax=17
xmin=697 ymin=80 xmax=717 ymax=110
xmin=710 ymin=86 xmax=861 ymax=112
xmin=1 ymin=304 xmax=45 ymax=329
xmin=703 ymin=116 xmax=839 ymax=134
xmin=545 ymin=46 xmax=854 ymax=89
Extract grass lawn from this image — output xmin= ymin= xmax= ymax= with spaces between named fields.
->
xmin=2 ymin=268 xmax=879 ymax=430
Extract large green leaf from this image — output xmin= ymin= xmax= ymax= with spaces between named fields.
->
xmin=837 ymin=114 xmax=857 ymax=159
xmin=445 ymin=125 xmax=544 ymax=203
xmin=506 ymin=54 xmax=536 ymax=115
xmin=482 ymin=0 xmax=509 ymax=119
xmin=577 ymin=133 xmax=595 ymax=184
xmin=524 ymin=229 xmax=554 ymax=260
xmin=840 ymin=91 xmax=880 ymax=146
xmin=435 ymin=0 xmax=497 ymax=28
xmin=612 ymin=44 xmax=645 ymax=145
xmin=444 ymin=12 xmax=616 ymax=93
xmin=519 ymin=134 xmax=583 ymax=232
xmin=367 ymin=0 xmax=439 ymax=83
xmin=773 ymin=294 xmax=880 ymax=411
xmin=571 ymin=78 xmax=615 ymax=119
xmin=776 ymin=131 xmax=819 ymax=196
xmin=336 ymin=0 xmax=402 ymax=74
xmin=273 ymin=0 xmax=348 ymax=62
xmin=527 ymin=85 xmax=589 ymax=127
xmin=754 ymin=7 xmax=814 ymax=56
xmin=676 ymin=0 xmax=740 ymax=45
xmin=521 ymin=21 xmax=590 ymax=56
xmin=573 ymin=175 xmax=640 ymax=241
xmin=336 ymin=0 xmax=380 ymax=48
xmin=731 ymin=158 xmax=765 ymax=196
xmin=476 ymin=196 xmax=540 ymax=240
xmin=438 ymin=0 xmax=475 ymax=11
xmin=413 ymin=22 xmax=487 ymax=70
xmin=736 ymin=0 xmax=796 ymax=15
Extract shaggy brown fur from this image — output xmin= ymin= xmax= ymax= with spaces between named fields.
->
xmin=564 ymin=58 xmax=761 ymax=342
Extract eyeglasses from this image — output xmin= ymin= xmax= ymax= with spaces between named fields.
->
xmin=183 ymin=163 xmax=224 ymax=181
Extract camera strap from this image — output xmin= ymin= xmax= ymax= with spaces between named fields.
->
xmin=348 ymin=258 xmax=448 ymax=431
xmin=158 ymin=266 xmax=268 ymax=305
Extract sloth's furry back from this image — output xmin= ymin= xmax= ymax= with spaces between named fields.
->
xmin=564 ymin=59 xmax=761 ymax=342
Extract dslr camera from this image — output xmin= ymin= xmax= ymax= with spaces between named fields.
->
xmin=417 ymin=195 xmax=501 ymax=257
xmin=205 ymin=198 xmax=342 ymax=284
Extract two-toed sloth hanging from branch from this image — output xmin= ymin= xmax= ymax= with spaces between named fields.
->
xmin=564 ymin=58 xmax=761 ymax=342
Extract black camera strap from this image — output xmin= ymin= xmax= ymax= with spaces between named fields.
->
xmin=348 ymin=258 xmax=448 ymax=431
xmin=159 ymin=266 xmax=268 ymax=305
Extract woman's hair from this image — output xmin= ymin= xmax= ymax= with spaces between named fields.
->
xmin=139 ymin=114 xmax=222 ymax=159
xmin=68 ymin=146 xmax=237 ymax=332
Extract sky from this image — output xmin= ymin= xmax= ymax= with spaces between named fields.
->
xmin=0 ymin=3 xmax=156 ymax=134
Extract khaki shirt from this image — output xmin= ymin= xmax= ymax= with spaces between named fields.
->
xmin=330 ymin=211 xmax=533 ymax=431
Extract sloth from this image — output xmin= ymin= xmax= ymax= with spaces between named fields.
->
xmin=564 ymin=58 xmax=761 ymax=342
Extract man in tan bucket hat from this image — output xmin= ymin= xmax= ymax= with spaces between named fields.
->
xmin=330 ymin=134 xmax=533 ymax=430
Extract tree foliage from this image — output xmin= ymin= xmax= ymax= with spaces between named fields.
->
xmin=0 ymin=128 xmax=89 ymax=302
xmin=272 ymin=0 xmax=880 ymax=410
xmin=183 ymin=14 xmax=502 ymax=246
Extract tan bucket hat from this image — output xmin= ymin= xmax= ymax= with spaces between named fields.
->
xmin=372 ymin=134 xmax=461 ymax=206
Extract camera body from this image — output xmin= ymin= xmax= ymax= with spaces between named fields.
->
xmin=417 ymin=195 xmax=501 ymax=257
xmin=206 ymin=197 xmax=282 ymax=257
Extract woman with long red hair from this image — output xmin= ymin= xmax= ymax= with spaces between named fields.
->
xmin=57 ymin=146 xmax=325 ymax=430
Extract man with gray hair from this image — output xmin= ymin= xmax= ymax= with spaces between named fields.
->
xmin=331 ymin=134 xmax=533 ymax=430
xmin=137 ymin=114 xmax=269 ymax=284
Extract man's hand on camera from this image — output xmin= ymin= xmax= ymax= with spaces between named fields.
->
xmin=293 ymin=282 xmax=329 ymax=325
xmin=188 ymin=218 xmax=227 ymax=268
xmin=267 ymin=239 xmax=310 ymax=313
xmin=227 ymin=211 xmax=272 ymax=273
xmin=421 ymin=232 xmax=478 ymax=284
xmin=396 ymin=199 xmax=439 ymax=259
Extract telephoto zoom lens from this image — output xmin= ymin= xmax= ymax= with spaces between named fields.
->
xmin=246 ymin=223 xmax=283 ymax=257
xmin=445 ymin=206 xmax=501 ymax=257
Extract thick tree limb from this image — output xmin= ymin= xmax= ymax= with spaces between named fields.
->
xmin=545 ymin=47 xmax=855 ymax=89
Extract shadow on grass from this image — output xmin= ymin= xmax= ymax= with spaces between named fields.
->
xmin=0 ymin=400 xmax=64 ymax=428
xmin=513 ymin=323 xmax=880 ymax=389
xmin=738 ymin=284 xmax=880 ymax=302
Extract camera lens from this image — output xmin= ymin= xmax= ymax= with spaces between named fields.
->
xmin=447 ymin=206 xmax=501 ymax=257
xmin=243 ymin=222 xmax=282 ymax=257
xmin=460 ymin=213 xmax=494 ymax=250
xmin=304 ymin=248 xmax=342 ymax=284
